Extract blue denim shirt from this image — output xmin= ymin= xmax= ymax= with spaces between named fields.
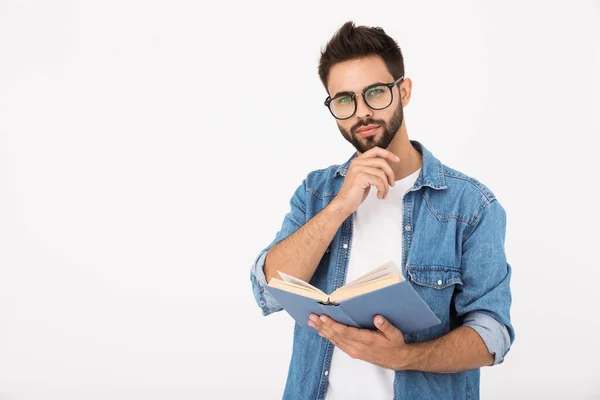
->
xmin=250 ymin=140 xmax=514 ymax=400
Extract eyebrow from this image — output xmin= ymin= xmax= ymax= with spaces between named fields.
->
xmin=331 ymin=82 xmax=388 ymax=99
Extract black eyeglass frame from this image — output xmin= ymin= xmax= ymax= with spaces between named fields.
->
xmin=324 ymin=76 xmax=405 ymax=120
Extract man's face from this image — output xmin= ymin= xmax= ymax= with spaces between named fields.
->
xmin=326 ymin=56 xmax=405 ymax=154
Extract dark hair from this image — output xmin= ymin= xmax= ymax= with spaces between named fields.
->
xmin=318 ymin=21 xmax=405 ymax=92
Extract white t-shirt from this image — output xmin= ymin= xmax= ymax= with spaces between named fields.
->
xmin=325 ymin=167 xmax=421 ymax=400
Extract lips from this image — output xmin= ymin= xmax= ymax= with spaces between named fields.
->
xmin=356 ymin=125 xmax=380 ymax=137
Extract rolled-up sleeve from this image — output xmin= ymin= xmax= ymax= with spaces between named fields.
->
xmin=250 ymin=179 xmax=307 ymax=316
xmin=250 ymin=250 xmax=282 ymax=316
xmin=463 ymin=311 xmax=511 ymax=365
xmin=455 ymin=199 xmax=515 ymax=364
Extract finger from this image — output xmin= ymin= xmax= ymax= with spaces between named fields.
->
xmin=309 ymin=313 xmax=332 ymax=331
xmin=324 ymin=316 xmax=376 ymax=345
xmin=374 ymin=315 xmax=403 ymax=341
xmin=354 ymin=157 xmax=396 ymax=187
xmin=353 ymin=166 xmax=389 ymax=199
xmin=324 ymin=329 xmax=357 ymax=356
xmin=359 ymin=146 xmax=400 ymax=163
xmin=330 ymin=334 xmax=362 ymax=359
xmin=309 ymin=314 xmax=347 ymax=343
xmin=317 ymin=316 xmax=360 ymax=350
xmin=360 ymin=174 xmax=387 ymax=200
xmin=352 ymin=170 xmax=386 ymax=199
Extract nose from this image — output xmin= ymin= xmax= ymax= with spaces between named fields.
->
xmin=354 ymin=95 xmax=373 ymax=119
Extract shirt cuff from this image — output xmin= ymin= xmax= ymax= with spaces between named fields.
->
xmin=250 ymin=250 xmax=282 ymax=316
xmin=463 ymin=311 xmax=511 ymax=365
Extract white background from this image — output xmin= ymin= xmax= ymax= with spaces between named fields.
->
xmin=1 ymin=1 xmax=599 ymax=399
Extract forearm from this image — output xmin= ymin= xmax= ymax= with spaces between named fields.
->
xmin=399 ymin=326 xmax=493 ymax=373
xmin=264 ymin=199 xmax=349 ymax=283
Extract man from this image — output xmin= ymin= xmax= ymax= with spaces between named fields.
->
xmin=250 ymin=21 xmax=514 ymax=400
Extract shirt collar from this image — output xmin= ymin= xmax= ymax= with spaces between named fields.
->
xmin=334 ymin=140 xmax=448 ymax=191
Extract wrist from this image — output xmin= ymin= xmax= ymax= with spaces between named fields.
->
xmin=328 ymin=198 xmax=353 ymax=219
xmin=395 ymin=343 xmax=417 ymax=371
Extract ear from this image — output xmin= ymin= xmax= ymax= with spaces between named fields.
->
xmin=400 ymin=77 xmax=412 ymax=107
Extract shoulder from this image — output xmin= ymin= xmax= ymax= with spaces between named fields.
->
xmin=301 ymin=163 xmax=343 ymax=199
xmin=422 ymin=162 xmax=502 ymax=227
xmin=441 ymin=163 xmax=497 ymax=204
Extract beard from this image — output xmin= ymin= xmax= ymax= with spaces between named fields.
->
xmin=337 ymin=101 xmax=404 ymax=154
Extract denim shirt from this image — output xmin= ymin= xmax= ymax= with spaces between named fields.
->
xmin=250 ymin=140 xmax=515 ymax=400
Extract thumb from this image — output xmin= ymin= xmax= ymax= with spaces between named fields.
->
xmin=374 ymin=315 xmax=403 ymax=341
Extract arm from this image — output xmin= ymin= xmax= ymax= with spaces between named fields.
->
xmin=250 ymin=147 xmax=401 ymax=316
xmin=400 ymin=326 xmax=492 ymax=372
xmin=310 ymin=316 xmax=498 ymax=373
xmin=263 ymin=198 xmax=349 ymax=284
xmin=404 ymin=198 xmax=514 ymax=370
xmin=311 ymin=198 xmax=514 ymax=372
xmin=249 ymin=179 xmax=350 ymax=316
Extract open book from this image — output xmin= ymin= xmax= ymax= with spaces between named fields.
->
xmin=265 ymin=261 xmax=441 ymax=332
xmin=269 ymin=260 xmax=404 ymax=305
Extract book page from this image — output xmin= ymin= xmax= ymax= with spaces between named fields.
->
xmin=268 ymin=262 xmax=402 ymax=304
xmin=267 ymin=278 xmax=328 ymax=302
xmin=277 ymin=271 xmax=326 ymax=294
xmin=342 ymin=261 xmax=402 ymax=288
xmin=329 ymin=275 xmax=402 ymax=304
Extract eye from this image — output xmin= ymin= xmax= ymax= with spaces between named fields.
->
xmin=335 ymin=96 xmax=352 ymax=104
xmin=366 ymin=87 xmax=384 ymax=96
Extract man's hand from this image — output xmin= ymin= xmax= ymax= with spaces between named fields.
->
xmin=331 ymin=146 xmax=400 ymax=216
xmin=308 ymin=313 xmax=409 ymax=370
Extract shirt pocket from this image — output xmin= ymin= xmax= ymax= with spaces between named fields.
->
xmin=405 ymin=265 xmax=463 ymax=341
xmin=406 ymin=265 xmax=463 ymax=290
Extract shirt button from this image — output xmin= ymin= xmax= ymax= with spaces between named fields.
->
xmin=259 ymin=300 xmax=265 ymax=306
xmin=342 ymin=243 xmax=348 ymax=249
xmin=405 ymin=225 xmax=411 ymax=231
xmin=324 ymin=370 xmax=329 ymax=376
xmin=437 ymin=280 xmax=443 ymax=286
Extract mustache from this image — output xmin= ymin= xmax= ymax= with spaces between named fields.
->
xmin=351 ymin=118 xmax=386 ymax=134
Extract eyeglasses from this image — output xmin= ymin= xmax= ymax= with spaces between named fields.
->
xmin=324 ymin=76 xmax=404 ymax=120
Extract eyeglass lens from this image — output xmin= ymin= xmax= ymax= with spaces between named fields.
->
xmin=329 ymin=85 xmax=392 ymax=119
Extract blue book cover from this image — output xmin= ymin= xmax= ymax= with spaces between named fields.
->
xmin=265 ymin=265 xmax=441 ymax=333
